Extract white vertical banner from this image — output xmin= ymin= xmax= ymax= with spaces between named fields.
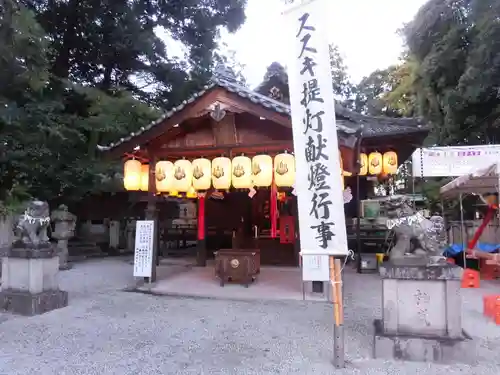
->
xmin=283 ymin=0 xmax=348 ymax=257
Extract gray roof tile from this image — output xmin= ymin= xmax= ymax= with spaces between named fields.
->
xmin=97 ymin=76 xmax=427 ymax=152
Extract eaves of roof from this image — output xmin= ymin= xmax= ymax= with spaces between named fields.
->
xmin=97 ymin=77 xmax=427 ymax=153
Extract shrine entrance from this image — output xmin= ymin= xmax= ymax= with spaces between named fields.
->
xmin=203 ymin=189 xmax=299 ymax=267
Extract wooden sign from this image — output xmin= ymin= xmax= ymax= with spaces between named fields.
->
xmin=133 ymin=220 xmax=155 ymax=277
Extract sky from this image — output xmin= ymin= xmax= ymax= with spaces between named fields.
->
xmin=221 ymin=0 xmax=429 ymax=87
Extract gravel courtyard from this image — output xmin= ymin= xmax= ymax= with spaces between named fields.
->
xmin=0 ymin=258 xmax=499 ymax=375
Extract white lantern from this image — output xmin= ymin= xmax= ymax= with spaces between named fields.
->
xmin=123 ymin=159 xmax=142 ymax=191
xmin=155 ymin=161 xmax=174 ymax=193
xmin=173 ymin=160 xmax=193 ymax=193
xmin=382 ymin=151 xmax=398 ymax=175
xmin=192 ymin=158 xmax=212 ymax=190
xmin=232 ymin=155 xmax=252 ymax=189
xmin=274 ymin=153 xmax=295 ymax=187
xmin=212 ymin=157 xmax=231 ymax=190
xmin=368 ymin=152 xmax=383 ymax=175
xmin=139 ymin=164 xmax=149 ymax=191
xmin=252 ymin=155 xmax=273 ymax=187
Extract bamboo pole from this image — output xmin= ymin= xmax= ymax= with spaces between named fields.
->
xmin=334 ymin=258 xmax=344 ymax=324
xmin=330 ymin=256 xmax=340 ymax=324
xmin=330 ymin=256 xmax=345 ymax=368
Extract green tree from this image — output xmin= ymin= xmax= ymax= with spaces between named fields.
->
xmin=329 ymin=44 xmax=353 ymax=101
xmin=403 ymin=0 xmax=500 ymax=145
xmin=351 ymin=55 xmax=419 ymax=117
xmin=2 ymin=0 xmax=248 ymax=206
xmin=0 ymin=0 xmax=51 ymax=202
xmin=258 ymin=44 xmax=353 ymax=104
xmin=213 ymin=42 xmax=248 ymax=86
xmin=22 ymin=0 xmax=247 ymax=106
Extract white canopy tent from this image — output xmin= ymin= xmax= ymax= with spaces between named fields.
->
xmin=440 ymin=163 xmax=500 ymax=199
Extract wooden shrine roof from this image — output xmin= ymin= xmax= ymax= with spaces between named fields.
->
xmin=97 ymin=66 xmax=429 ymax=156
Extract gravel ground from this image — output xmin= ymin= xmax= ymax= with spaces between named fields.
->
xmin=0 ymin=258 xmax=499 ymax=375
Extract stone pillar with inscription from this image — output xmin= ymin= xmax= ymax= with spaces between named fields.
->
xmin=0 ymin=200 xmax=68 ymax=316
xmin=51 ymin=204 xmax=77 ymax=270
xmin=373 ymin=261 xmax=473 ymax=363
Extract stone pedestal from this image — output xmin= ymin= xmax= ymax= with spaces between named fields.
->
xmin=56 ymin=239 xmax=72 ymax=270
xmin=0 ymin=215 xmax=14 ymax=277
xmin=0 ymin=245 xmax=68 ymax=316
xmin=51 ymin=204 xmax=76 ymax=270
xmin=373 ymin=262 xmax=472 ymax=363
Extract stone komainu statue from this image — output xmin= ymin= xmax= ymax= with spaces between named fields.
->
xmin=14 ymin=200 xmax=51 ymax=247
xmin=384 ymin=196 xmax=446 ymax=260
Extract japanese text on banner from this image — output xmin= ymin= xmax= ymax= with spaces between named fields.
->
xmin=285 ymin=0 xmax=348 ymax=256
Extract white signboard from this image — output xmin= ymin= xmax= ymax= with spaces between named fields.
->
xmin=133 ymin=220 xmax=155 ymax=277
xmin=302 ymin=254 xmax=330 ymax=281
xmin=412 ymin=145 xmax=500 ymax=177
xmin=283 ymin=0 xmax=348 ymax=256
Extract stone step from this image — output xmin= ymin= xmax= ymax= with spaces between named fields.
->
xmin=67 ymin=239 xmax=103 ymax=258
xmin=68 ymin=241 xmax=100 ymax=248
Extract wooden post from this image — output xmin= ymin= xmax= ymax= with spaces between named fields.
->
xmin=330 ymin=256 xmax=345 ymax=368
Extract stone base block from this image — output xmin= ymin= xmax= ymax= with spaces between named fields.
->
xmin=373 ymin=319 xmax=473 ymax=363
xmin=0 ymin=289 xmax=68 ymax=316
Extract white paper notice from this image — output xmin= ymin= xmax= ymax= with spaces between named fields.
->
xmin=302 ymin=254 xmax=330 ymax=281
xmin=133 ymin=220 xmax=155 ymax=277
xmin=283 ymin=0 xmax=348 ymax=256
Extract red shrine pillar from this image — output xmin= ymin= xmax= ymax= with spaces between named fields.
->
xmin=270 ymin=179 xmax=278 ymax=238
xmin=196 ymin=195 xmax=207 ymax=266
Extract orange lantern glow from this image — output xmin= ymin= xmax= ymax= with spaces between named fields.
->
xmin=186 ymin=186 xmax=197 ymax=199
xmin=340 ymin=155 xmax=352 ymax=190
xmin=155 ymin=161 xmax=174 ymax=193
xmin=383 ymin=151 xmax=398 ymax=175
xmin=368 ymin=152 xmax=383 ymax=175
xmin=274 ymin=153 xmax=295 ymax=187
xmin=232 ymin=155 xmax=252 ymax=189
xmin=192 ymin=158 xmax=211 ymax=190
xmin=123 ymin=159 xmax=142 ymax=191
xmin=139 ymin=164 xmax=149 ymax=191
xmin=252 ymin=155 xmax=273 ymax=187
xmin=173 ymin=160 xmax=193 ymax=193
xmin=359 ymin=153 xmax=368 ymax=176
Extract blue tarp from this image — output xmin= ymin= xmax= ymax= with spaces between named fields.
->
xmin=444 ymin=243 xmax=500 ymax=256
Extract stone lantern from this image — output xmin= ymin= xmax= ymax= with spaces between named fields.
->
xmin=51 ymin=204 xmax=77 ymax=270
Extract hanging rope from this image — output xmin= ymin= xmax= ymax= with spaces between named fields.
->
xmin=419 ymin=147 xmax=426 ymax=210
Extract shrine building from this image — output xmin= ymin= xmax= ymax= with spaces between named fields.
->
xmin=97 ymin=65 xmax=429 ymax=285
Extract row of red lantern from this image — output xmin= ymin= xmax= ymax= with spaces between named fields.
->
xmin=123 ymin=153 xmax=296 ymax=193
xmin=359 ymin=151 xmax=398 ymax=176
